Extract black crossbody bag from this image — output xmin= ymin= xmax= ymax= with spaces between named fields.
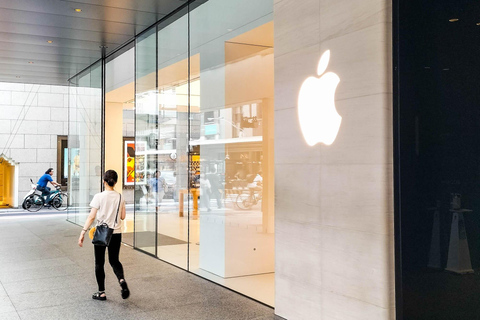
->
xmin=92 ymin=194 xmax=121 ymax=247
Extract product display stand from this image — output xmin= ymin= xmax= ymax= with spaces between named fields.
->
xmin=427 ymin=206 xmax=441 ymax=269
xmin=445 ymin=209 xmax=474 ymax=274
xmin=178 ymin=188 xmax=199 ymax=217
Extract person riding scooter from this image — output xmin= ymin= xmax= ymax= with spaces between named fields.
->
xmin=37 ymin=168 xmax=61 ymax=205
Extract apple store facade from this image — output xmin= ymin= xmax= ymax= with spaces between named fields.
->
xmin=65 ymin=0 xmax=480 ymax=319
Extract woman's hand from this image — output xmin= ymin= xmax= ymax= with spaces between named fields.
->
xmin=78 ymin=231 xmax=85 ymax=247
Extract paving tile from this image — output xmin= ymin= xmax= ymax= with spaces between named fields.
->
xmin=0 ymin=296 xmax=16 ymax=314
xmin=2 ymin=273 xmax=94 ymax=295
xmin=8 ymin=286 xmax=94 ymax=311
xmin=0 ymin=311 xmax=21 ymax=320
xmin=0 ymin=245 xmax=64 ymax=264
xmin=0 ymin=283 xmax=8 ymax=298
xmin=17 ymin=300 xmax=147 ymax=320
xmin=0 ymin=214 xmax=274 ymax=320
xmin=0 ymin=264 xmax=86 ymax=284
xmin=0 ymin=257 xmax=75 ymax=273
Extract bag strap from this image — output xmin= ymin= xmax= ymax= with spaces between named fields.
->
xmin=113 ymin=193 xmax=121 ymax=228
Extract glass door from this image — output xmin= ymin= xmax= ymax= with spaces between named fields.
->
xmin=134 ymin=28 xmax=158 ymax=255
xmin=155 ymin=7 xmax=189 ymax=269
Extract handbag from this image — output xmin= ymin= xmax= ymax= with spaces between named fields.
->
xmin=92 ymin=194 xmax=121 ymax=246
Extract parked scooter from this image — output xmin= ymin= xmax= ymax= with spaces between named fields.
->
xmin=21 ymin=179 xmax=37 ymax=210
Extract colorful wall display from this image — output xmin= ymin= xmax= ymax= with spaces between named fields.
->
xmin=124 ymin=140 xmax=147 ymax=186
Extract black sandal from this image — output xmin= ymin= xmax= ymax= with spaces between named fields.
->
xmin=120 ymin=280 xmax=130 ymax=299
xmin=92 ymin=291 xmax=107 ymax=301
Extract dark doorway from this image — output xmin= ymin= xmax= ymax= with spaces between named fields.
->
xmin=57 ymin=136 xmax=68 ymax=188
xmin=397 ymin=0 xmax=480 ymax=318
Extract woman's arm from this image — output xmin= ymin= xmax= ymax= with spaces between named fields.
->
xmin=120 ymin=201 xmax=126 ymax=220
xmin=78 ymin=207 xmax=98 ymax=247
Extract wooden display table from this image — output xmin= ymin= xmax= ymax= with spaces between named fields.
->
xmin=178 ymin=188 xmax=199 ymax=217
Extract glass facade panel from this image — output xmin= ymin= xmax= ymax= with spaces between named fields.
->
xmin=68 ymin=0 xmax=275 ymax=306
xmin=135 ymin=27 xmax=158 ymax=255
xmin=155 ymin=7 xmax=189 ymax=269
xmin=67 ymin=62 xmax=102 ymax=226
xmin=105 ymin=46 xmax=135 ymax=246
xmin=398 ymin=1 xmax=480 ymax=318
xmin=189 ymin=0 xmax=274 ymax=305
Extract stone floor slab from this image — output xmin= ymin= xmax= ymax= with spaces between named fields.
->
xmin=0 ymin=214 xmax=275 ymax=320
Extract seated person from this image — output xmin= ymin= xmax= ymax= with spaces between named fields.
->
xmin=37 ymin=168 xmax=61 ymax=204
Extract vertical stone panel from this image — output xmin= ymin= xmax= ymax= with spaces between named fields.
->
xmin=274 ymin=0 xmax=394 ymax=319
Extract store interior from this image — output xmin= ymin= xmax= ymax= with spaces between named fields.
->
xmin=103 ymin=16 xmax=274 ymax=306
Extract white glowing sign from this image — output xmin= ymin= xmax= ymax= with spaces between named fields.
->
xmin=298 ymin=50 xmax=342 ymax=146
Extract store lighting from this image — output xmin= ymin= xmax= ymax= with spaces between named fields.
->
xmin=449 ymin=18 xmax=459 ymax=22
xmin=75 ymin=8 xmax=82 ymax=12
xmin=47 ymin=40 xmax=53 ymax=43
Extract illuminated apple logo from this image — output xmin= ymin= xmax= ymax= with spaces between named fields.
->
xmin=298 ymin=50 xmax=341 ymax=146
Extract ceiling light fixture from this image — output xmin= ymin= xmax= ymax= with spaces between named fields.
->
xmin=449 ymin=18 xmax=459 ymax=22
xmin=476 ymin=22 xmax=480 ymax=26
xmin=74 ymin=8 xmax=82 ymax=12
xmin=47 ymin=40 xmax=53 ymax=43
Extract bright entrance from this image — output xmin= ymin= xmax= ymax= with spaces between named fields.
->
xmin=0 ymin=156 xmax=17 ymax=208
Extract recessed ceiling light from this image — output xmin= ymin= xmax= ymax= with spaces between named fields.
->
xmin=449 ymin=18 xmax=459 ymax=22
xmin=47 ymin=40 xmax=53 ymax=43
xmin=74 ymin=8 xmax=82 ymax=12
xmin=476 ymin=22 xmax=480 ymax=26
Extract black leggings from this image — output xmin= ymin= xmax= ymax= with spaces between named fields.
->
xmin=94 ymin=233 xmax=124 ymax=292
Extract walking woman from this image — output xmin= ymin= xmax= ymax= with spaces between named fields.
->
xmin=78 ymin=170 xmax=130 ymax=300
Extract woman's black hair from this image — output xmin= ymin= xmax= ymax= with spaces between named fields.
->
xmin=45 ymin=168 xmax=53 ymax=174
xmin=103 ymin=170 xmax=118 ymax=187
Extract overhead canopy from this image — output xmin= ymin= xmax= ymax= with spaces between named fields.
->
xmin=0 ymin=0 xmax=192 ymax=86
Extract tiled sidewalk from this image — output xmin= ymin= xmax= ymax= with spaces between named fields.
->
xmin=0 ymin=213 xmax=276 ymax=320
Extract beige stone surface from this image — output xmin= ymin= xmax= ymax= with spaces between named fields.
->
xmin=274 ymin=0 xmax=394 ymax=319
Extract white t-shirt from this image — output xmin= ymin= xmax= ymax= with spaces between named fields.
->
xmin=90 ymin=191 xmax=125 ymax=234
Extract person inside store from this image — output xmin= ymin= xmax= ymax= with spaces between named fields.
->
xmin=36 ymin=168 xmax=61 ymax=205
xmin=77 ymin=169 xmax=129 ymax=301
xmin=206 ymin=166 xmax=223 ymax=209
xmin=148 ymin=170 xmax=167 ymax=210
xmin=199 ymin=173 xmax=211 ymax=212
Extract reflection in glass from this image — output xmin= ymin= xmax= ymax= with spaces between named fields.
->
xmin=189 ymin=0 xmax=275 ymax=306
xmin=67 ymin=62 xmax=102 ymax=226
xmin=154 ymin=8 xmax=189 ymax=269
xmin=399 ymin=1 xmax=480 ymax=318
xmin=134 ymin=27 xmax=158 ymax=255
xmin=105 ymin=46 xmax=135 ymax=246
